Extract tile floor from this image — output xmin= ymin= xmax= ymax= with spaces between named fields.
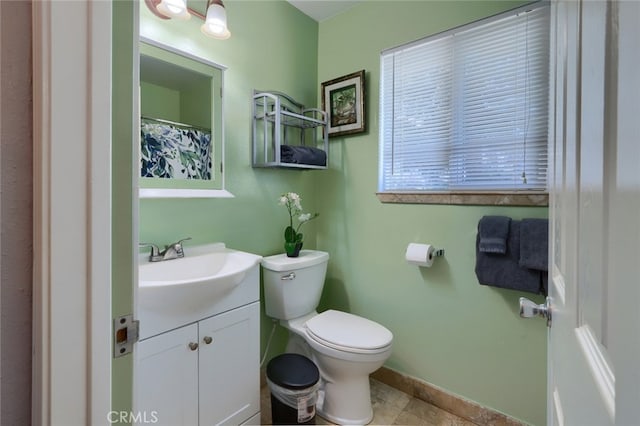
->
xmin=261 ymin=378 xmax=476 ymax=425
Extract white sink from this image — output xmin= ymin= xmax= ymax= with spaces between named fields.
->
xmin=138 ymin=243 xmax=262 ymax=315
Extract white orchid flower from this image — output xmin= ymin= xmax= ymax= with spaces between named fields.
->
xmin=287 ymin=193 xmax=302 ymax=211
xmin=298 ymin=213 xmax=312 ymax=222
xmin=278 ymin=192 xmax=318 ymax=255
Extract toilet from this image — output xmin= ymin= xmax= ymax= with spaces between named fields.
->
xmin=261 ymin=250 xmax=393 ymax=425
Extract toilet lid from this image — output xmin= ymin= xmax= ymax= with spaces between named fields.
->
xmin=261 ymin=250 xmax=329 ymax=272
xmin=305 ymin=310 xmax=393 ymax=351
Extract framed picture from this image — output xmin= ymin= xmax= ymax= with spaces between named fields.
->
xmin=321 ymin=70 xmax=366 ymax=137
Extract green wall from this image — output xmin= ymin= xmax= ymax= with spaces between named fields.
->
xmin=139 ymin=1 xmax=548 ymax=425
xmin=316 ymin=2 xmax=547 ymax=425
xmin=139 ymin=1 xmax=320 ymax=364
xmin=140 ymin=82 xmax=181 ymax=120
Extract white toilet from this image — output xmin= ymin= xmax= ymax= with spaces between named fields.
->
xmin=262 ymin=250 xmax=393 ymax=425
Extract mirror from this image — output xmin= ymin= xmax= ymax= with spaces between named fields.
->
xmin=139 ymin=38 xmax=230 ymax=198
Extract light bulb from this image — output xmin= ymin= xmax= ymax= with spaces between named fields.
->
xmin=156 ymin=0 xmax=191 ymax=20
xmin=201 ymin=2 xmax=231 ymax=39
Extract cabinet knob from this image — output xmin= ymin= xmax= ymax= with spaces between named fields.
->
xmin=203 ymin=336 xmax=213 ymax=345
xmin=188 ymin=342 xmax=199 ymax=351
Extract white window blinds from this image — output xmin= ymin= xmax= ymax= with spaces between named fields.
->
xmin=379 ymin=4 xmax=550 ymax=192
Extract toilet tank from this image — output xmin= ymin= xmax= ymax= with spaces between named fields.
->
xmin=261 ymin=250 xmax=329 ymax=320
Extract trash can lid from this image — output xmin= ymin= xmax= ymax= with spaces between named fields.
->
xmin=266 ymin=353 xmax=319 ymax=390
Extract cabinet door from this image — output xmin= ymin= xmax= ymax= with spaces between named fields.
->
xmin=135 ymin=324 xmax=199 ymax=426
xmin=198 ymin=302 xmax=260 ymax=425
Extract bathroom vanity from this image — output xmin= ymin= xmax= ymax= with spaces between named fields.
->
xmin=135 ymin=244 xmax=262 ymax=425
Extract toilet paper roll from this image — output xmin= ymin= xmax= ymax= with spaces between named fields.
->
xmin=405 ymin=243 xmax=435 ymax=267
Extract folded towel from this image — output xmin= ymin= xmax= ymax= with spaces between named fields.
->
xmin=519 ymin=218 xmax=549 ymax=271
xmin=280 ymin=145 xmax=327 ymax=167
xmin=475 ymin=220 xmax=542 ymax=294
xmin=477 ymin=216 xmax=511 ymax=254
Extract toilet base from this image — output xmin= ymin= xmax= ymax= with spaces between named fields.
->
xmin=317 ymin=375 xmax=373 ymax=425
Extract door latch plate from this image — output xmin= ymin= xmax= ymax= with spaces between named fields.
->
xmin=113 ymin=314 xmax=139 ymax=358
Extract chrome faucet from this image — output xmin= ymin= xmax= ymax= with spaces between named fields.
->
xmin=139 ymin=237 xmax=192 ymax=262
xmin=160 ymin=237 xmax=192 ymax=261
xmin=139 ymin=242 xmax=162 ymax=262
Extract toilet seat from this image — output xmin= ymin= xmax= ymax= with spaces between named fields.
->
xmin=305 ymin=310 xmax=393 ymax=355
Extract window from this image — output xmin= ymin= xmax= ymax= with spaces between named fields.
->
xmin=379 ymin=3 xmax=550 ymax=196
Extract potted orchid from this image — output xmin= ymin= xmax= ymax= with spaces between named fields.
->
xmin=278 ymin=192 xmax=319 ymax=257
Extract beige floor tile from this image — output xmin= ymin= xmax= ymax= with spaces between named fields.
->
xmin=315 ymin=414 xmax=334 ymax=425
xmin=369 ymin=378 xmax=411 ymax=425
xmin=261 ymin=384 xmax=273 ymax=425
xmin=261 ymin=378 xmax=473 ymax=426
xmin=393 ymin=410 xmax=430 ymax=425
xmin=371 ymin=379 xmax=412 ymax=410
xmin=397 ymin=398 xmax=477 ymax=426
xmin=370 ymin=402 xmax=404 ymax=425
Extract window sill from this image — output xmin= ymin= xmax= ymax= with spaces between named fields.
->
xmin=376 ymin=191 xmax=548 ymax=206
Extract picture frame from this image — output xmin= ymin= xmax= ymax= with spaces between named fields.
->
xmin=321 ymin=70 xmax=366 ymax=137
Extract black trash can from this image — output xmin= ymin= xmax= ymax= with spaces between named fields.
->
xmin=266 ymin=353 xmax=320 ymax=425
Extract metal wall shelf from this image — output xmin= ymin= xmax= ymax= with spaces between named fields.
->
xmin=252 ymin=90 xmax=328 ymax=169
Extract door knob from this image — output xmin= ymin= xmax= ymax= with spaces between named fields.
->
xmin=188 ymin=342 xmax=199 ymax=351
xmin=519 ymin=296 xmax=552 ymax=327
xmin=203 ymin=336 xmax=213 ymax=345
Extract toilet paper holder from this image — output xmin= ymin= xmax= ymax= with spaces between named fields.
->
xmin=405 ymin=243 xmax=445 ymax=267
xmin=426 ymin=247 xmax=445 ymax=260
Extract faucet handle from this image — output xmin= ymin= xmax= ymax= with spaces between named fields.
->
xmin=168 ymin=237 xmax=192 ymax=257
xmin=139 ymin=242 xmax=161 ymax=261
xmin=174 ymin=237 xmax=192 ymax=246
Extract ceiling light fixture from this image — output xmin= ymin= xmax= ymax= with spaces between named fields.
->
xmin=145 ymin=0 xmax=231 ymax=40
xmin=155 ymin=0 xmax=191 ymax=20
xmin=201 ymin=0 xmax=231 ymax=40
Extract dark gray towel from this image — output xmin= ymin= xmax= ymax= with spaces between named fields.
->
xmin=478 ymin=216 xmax=511 ymax=254
xmin=280 ymin=145 xmax=327 ymax=167
xmin=519 ymin=218 xmax=549 ymax=271
xmin=475 ymin=221 xmax=542 ymax=294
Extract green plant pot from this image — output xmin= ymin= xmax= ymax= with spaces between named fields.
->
xmin=285 ymin=241 xmax=303 ymax=257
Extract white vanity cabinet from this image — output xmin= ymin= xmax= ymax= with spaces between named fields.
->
xmin=136 ymin=302 xmax=260 ymax=426
xmin=136 ymin=323 xmax=199 ymax=425
xmin=199 ymin=302 xmax=260 ymax=425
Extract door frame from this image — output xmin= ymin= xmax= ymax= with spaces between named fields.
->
xmin=32 ymin=1 xmax=113 ymax=424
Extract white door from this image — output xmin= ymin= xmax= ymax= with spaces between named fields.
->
xmin=545 ymin=0 xmax=640 ymax=425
